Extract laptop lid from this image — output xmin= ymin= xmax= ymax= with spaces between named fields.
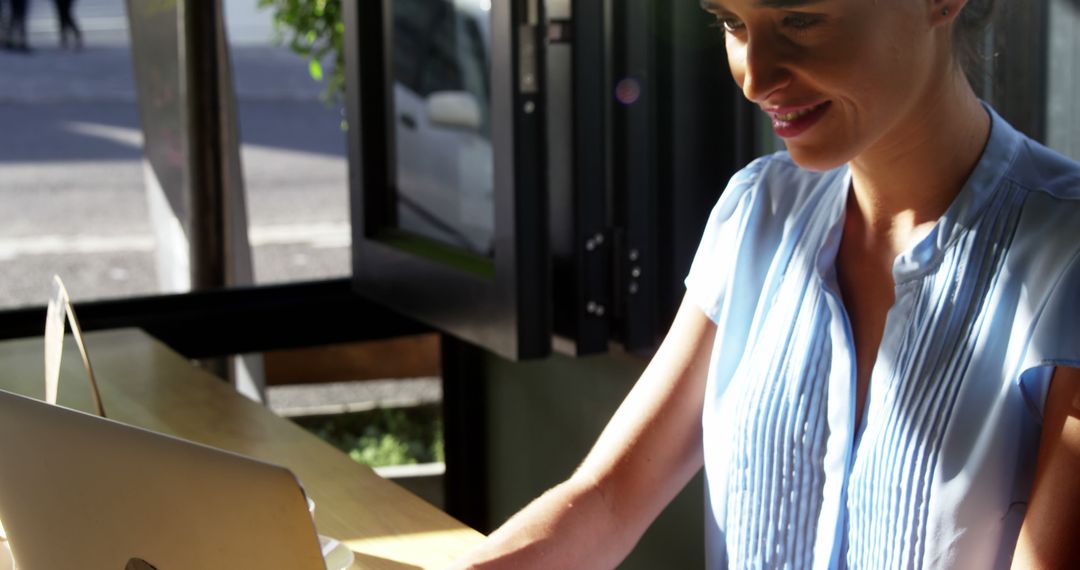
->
xmin=0 ymin=389 xmax=326 ymax=570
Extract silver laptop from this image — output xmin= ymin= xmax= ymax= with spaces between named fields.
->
xmin=0 ymin=389 xmax=327 ymax=570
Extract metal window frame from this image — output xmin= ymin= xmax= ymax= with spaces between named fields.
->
xmin=344 ymin=0 xmax=551 ymax=361
xmin=546 ymin=0 xmax=612 ymax=356
xmin=0 ymin=279 xmax=430 ymax=360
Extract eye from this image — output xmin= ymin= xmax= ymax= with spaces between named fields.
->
xmin=781 ymin=13 xmax=823 ymax=30
xmin=709 ymin=14 xmax=746 ymax=34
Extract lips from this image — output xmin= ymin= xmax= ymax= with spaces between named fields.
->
xmin=764 ymin=101 xmax=831 ymax=139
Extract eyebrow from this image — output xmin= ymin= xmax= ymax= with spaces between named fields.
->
xmin=699 ymin=0 xmax=826 ymax=10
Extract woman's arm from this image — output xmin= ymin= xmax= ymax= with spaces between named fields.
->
xmin=1011 ymin=365 xmax=1080 ymax=569
xmin=446 ymin=295 xmax=717 ymax=569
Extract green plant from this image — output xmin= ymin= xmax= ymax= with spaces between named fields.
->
xmin=257 ymin=0 xmax=346 ymax=105
xmin=293 ymin=405 xmax=445 ymax=468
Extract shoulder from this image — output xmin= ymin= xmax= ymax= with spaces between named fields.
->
xmin=1002 ymin=138 xmax=1080 ymax=377
xmin=1008 ymin=136 xmax=1080 ymax=202
xmin=979 ymin=105 xmax=1080 ymax=211
xmin=711 ymin=151 xmax=846 ymax=224
xmin=739 ymin=151 xmax=844 ymax=197
xmin=995 ymin=122 xmax=1080 ymax=275
xmin=687 ymin=153 xmax=846 ymax=320
xmin=696 ymin=151 xmax=847 ymax=260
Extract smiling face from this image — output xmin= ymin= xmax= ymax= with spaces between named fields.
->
xmin=703 ymin=0 xmax=956 ymax=171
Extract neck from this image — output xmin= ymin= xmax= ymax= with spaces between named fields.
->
xmin=846 ymin=67 xmax=991 ymax=254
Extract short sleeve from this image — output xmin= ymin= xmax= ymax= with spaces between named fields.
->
xmin=1017 ymin=248 xmax=1080 ymax=419
xmin=684 ymin=156 xmax=770 ymax=323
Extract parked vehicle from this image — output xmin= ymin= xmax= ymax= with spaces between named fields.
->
xmin=391 ymin=0 xmax=494 ymax=257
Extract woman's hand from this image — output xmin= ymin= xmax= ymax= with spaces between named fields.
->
xmin=1012 ymin=365 xmax=1080 ymax=569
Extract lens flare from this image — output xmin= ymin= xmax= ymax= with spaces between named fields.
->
xmin=615 ymin=78 xmax=641 ymax=105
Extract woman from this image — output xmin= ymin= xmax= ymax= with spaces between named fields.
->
xmin=450 ymin=0 xmax=1080 ymax=567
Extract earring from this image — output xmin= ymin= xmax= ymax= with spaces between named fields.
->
xmin=942 ymin=6 xmax=950 ymax=15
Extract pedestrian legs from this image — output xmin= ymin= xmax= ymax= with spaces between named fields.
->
xmin=8 ymin=0 xmax=27 ymax=52
xmin=0 ymin=0 xmax=9 ymax=49
xmin=54 ymin=0 xmax=80 ymax=50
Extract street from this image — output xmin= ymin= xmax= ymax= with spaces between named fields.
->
xmin=0 ymin=0 xmax=350 ymax=309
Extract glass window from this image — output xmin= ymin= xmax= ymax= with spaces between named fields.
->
xmin=226 ymin=2 xmax=352 ymax=286
xmin=0 ymin=5 xmax=154 ymax=310
xmin=0 ymin=2 xmax=355 ymax=314
xmin=1046 ymin=0 xmax=1080 ymax=160
xmin=389 ymin=0 xmax=494 ymax=258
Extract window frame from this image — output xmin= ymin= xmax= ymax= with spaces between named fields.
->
xmin=343 ymin=0 xmax=551 ymax=361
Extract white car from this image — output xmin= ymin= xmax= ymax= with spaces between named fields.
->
xmin=391 ymin=0 xmax=494 ymax=257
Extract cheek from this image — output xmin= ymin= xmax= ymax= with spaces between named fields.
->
xmin=725 ymin=39 xmax=746 ymax=87
xmin=845 ymin=43 xmax=921 ymax=107
xmin=840 ymin=13 xmax=931 ymax=98
xmin=800 ymin=33 xmax=895 ymax=104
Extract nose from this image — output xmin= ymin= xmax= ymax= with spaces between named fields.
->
xmin=729 ymin=35 xmax=792 ymax=103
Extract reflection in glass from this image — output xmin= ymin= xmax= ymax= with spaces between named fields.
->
xmin=390 ymin=0 xmax=494 ymax=257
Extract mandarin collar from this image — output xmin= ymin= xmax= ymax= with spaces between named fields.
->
xmin=891 ymin=104 xmax=1023 ymax=281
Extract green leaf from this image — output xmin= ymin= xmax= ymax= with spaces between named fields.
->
xmin=308 ymin=59 xmax=324 ymax=81
xmin=258 ymin=0 xmax=346 ymax=105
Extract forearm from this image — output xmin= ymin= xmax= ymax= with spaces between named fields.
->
xmin=446 ymin=474 xmax=636 ymax=570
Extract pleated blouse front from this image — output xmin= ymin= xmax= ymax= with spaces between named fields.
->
xmin=685 ymin=107 xmax=1080 ymax=569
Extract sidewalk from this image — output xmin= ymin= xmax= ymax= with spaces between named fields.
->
xmin=5 ymin=0 xmax=319 ymax=103
xmin=0 ymin=45 xmax=326 ymax=104
xmin=21 ymin=0 xmax=275 ymax=48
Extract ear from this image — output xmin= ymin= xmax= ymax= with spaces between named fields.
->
xmin=929 ymin=0 xmax=969 ymax=27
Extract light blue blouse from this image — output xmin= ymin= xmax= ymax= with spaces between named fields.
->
xmin=685 ymin=106 xmax=1080 ymax=569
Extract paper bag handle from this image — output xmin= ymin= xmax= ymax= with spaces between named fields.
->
xmin=44 ymin=275 xmax=106 ymax=418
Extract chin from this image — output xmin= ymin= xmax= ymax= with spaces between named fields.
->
xmin=783 ymin=143 xmax=851 ymax=173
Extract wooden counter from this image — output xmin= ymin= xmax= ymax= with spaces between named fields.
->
xmin=0 ymin=328 xmax=484 ymax=569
